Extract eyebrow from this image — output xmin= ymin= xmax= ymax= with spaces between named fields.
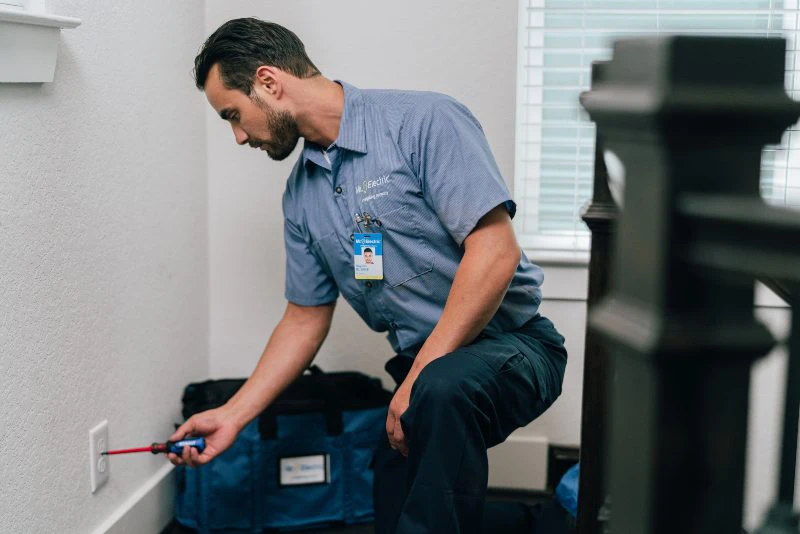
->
xmin=219 ymin=108 xmax=235 ymax=120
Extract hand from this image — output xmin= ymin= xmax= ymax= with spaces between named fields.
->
xmin=167 ymin=406 xmax=242 ymax=468
xmin=386 ymin=377 xmax=414 ymax=456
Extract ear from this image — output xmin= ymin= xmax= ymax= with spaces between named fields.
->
xmin=255 ymin=66 xmax=281 ymax=98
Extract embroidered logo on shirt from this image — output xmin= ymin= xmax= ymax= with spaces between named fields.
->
xmin=355 ymin=174 xmax=391 ymax=195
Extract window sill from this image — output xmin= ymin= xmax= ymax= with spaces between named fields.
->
xmin=524 ymin=248 xmax=590 ymax=267
xmin=0 ymin=5 xmax=81 ymax=83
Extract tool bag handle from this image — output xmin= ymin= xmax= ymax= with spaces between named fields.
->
xmin=258 ymin=365 xmax=344 ymax=439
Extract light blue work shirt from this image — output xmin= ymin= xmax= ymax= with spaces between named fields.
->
xmin=282 ymin=81 xmax=544 ymax=354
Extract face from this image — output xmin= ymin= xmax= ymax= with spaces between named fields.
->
xmin=204 ymin=64 xmax=300 ymax=161
xmin=364 ymin=251 xmax=373 ymax=264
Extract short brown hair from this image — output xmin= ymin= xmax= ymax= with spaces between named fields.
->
xmin=194 ymin=18 xmax=319 ymax=94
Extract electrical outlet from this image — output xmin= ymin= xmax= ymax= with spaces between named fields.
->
xmin=89 ymin=420 xmax=109 ymax=493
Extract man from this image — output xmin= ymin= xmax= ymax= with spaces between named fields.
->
xmin=363 ymin=247 xmax=374 ymax=264
xmin=169 ymin=18 xmax=567 ymax=534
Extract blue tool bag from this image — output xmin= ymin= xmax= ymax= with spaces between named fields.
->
xmin=175 ymin=366 xmax=392 ymax=532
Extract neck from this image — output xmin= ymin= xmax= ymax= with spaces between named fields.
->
xmin=292 ymin=77 xmax=344 ymax=147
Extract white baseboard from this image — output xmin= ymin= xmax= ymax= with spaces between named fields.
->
xmin=91 ymin=463 xmax=175 ymax=534
xmin=487 ymin=434 xmax=549 ymax=491
xmin=85 ymin=437 xmax=543 ymax=532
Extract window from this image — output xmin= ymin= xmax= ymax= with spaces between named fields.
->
xmin=515 ymin=0 xmax=800 ymax=255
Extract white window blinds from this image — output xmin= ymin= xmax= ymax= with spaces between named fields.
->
xmin=515 ymin=0 xmax=800 ymax=254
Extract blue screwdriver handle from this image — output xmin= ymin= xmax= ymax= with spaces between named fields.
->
xmin=163 ymin=437 xmax=206 ymax=455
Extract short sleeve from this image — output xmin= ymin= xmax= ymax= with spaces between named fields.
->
xmin=416 ymin=98 xmax=516 ymax=246
xmin=283 ymin=190 xmax=339 ymax=306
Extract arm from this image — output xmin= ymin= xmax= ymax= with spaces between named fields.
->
xmin=169 ymin=300 xmax=335 ymax=467
xmin=225 ymin=301 xmax=335 ymax=427
xmin=386 ymin=204 xmax=521 ymax=454
xmin=409 ymin=205 xmax=520 ymax=377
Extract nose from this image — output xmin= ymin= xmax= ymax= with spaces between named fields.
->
xmin=232 ymin=124 xmax=249 ymax=146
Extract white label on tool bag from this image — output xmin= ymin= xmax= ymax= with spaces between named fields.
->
xmin=279 ymin=454 xmax=330 ymax=486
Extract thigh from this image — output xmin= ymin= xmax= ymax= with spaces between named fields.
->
xmin=500 ymin=314 xmax=568 ymax=408
xmin=405 ymin=338 xmax=547 ymax=448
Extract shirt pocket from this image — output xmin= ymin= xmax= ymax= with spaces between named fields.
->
xmin=311 ymin=231 xmax=364 ymax=298
xmin=373 ymin=204 xmax=434 ymax=287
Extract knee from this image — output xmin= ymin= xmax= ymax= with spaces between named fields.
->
xmin=402 ymin=356 xmax=492 ymax=450
xmin=409 ymin=355 xmax=476 ymax=413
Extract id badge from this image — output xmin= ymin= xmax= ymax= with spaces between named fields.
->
xmin=354 ymin=233 xmax=383 ymax=280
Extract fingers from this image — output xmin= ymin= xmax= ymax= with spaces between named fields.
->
xmin=385 ymin=412 xmax=395 ymax=438
xmin=194 ymin=449 xmax=211 ymax=465
xmin=386 ymin=410 xmax=408 ymax=456
xmin=393 ymin=421 xmax=408 ymax=457
xmin=169 ymin=418 xmax=195 ymax=442
xmin=168 ymin=411 xmax=223 ymax=467
xmin=181 ymin=442 xmax=210 ymax=468
xmin=182 ymin=442 xmax=194 ymax=467
xmin=167 ymin=418 xmax=196 ymax=467
xmin=168 ymin=447 xmax=208 ymax=468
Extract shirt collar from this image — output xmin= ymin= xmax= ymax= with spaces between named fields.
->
xmin=303 ymin=80 xmax=367 ymax=169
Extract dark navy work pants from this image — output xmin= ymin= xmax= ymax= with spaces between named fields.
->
xmin=372 ymin=314 xmax=568 ymax=534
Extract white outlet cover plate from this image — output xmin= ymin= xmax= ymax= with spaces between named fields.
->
xmin=89 ymin=420 xmax=109 ymax=493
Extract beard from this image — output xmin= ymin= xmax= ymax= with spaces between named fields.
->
xmin=252 ymin=95 xmax=300 ymax=161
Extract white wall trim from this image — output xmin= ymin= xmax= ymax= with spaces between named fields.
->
xmin=526 ymin=248 xmax=591 ymax=267
xmin=0 ymin=5 xmax=80 ymax=83
xmin=90 ymin=464 xmax=175 ymax=534
xmin=540 ymin=264 xmax=590 ymax=302
xmin=0 ymin=4 xmax=80 ymax=28
xmin=488 ymin=435 xmax=549 ymax=491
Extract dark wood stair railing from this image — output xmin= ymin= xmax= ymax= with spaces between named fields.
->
xmin=578 ymin=35 xmax=800 ymax=533
xmin=576 ymin=60 xmax=617 ymax=534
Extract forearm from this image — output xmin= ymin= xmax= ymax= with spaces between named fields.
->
xmin=410 ymin=236 xmax=519 ymax=378
xmin=224 ymin=302 xmax=335 ymax=429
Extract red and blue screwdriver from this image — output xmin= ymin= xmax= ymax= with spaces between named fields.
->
xmin=101 ymin=437 xmax=206 ymax=456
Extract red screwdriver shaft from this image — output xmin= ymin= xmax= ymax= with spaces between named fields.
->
xmin=102 ymin=446 xmax=153 ymax=455
xmin=101 ymin=438 xmax=205 ymax=456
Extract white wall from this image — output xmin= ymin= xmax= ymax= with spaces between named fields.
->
xmin=0 ymin=2 xmax=208 ymax=532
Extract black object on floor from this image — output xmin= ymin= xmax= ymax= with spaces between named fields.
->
xmin=161 ymin=520 xmax=374 ymax=534
xmin=482 ymin=498 xmax=573 ymax=534
xmin=161 ymin=490 xmax=574 ymax=534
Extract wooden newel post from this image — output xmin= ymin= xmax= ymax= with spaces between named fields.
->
xmin=577 ymin=59 xmax=617 ymax=534
xmin=580 ymin=36 xmax=800 ymax=533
